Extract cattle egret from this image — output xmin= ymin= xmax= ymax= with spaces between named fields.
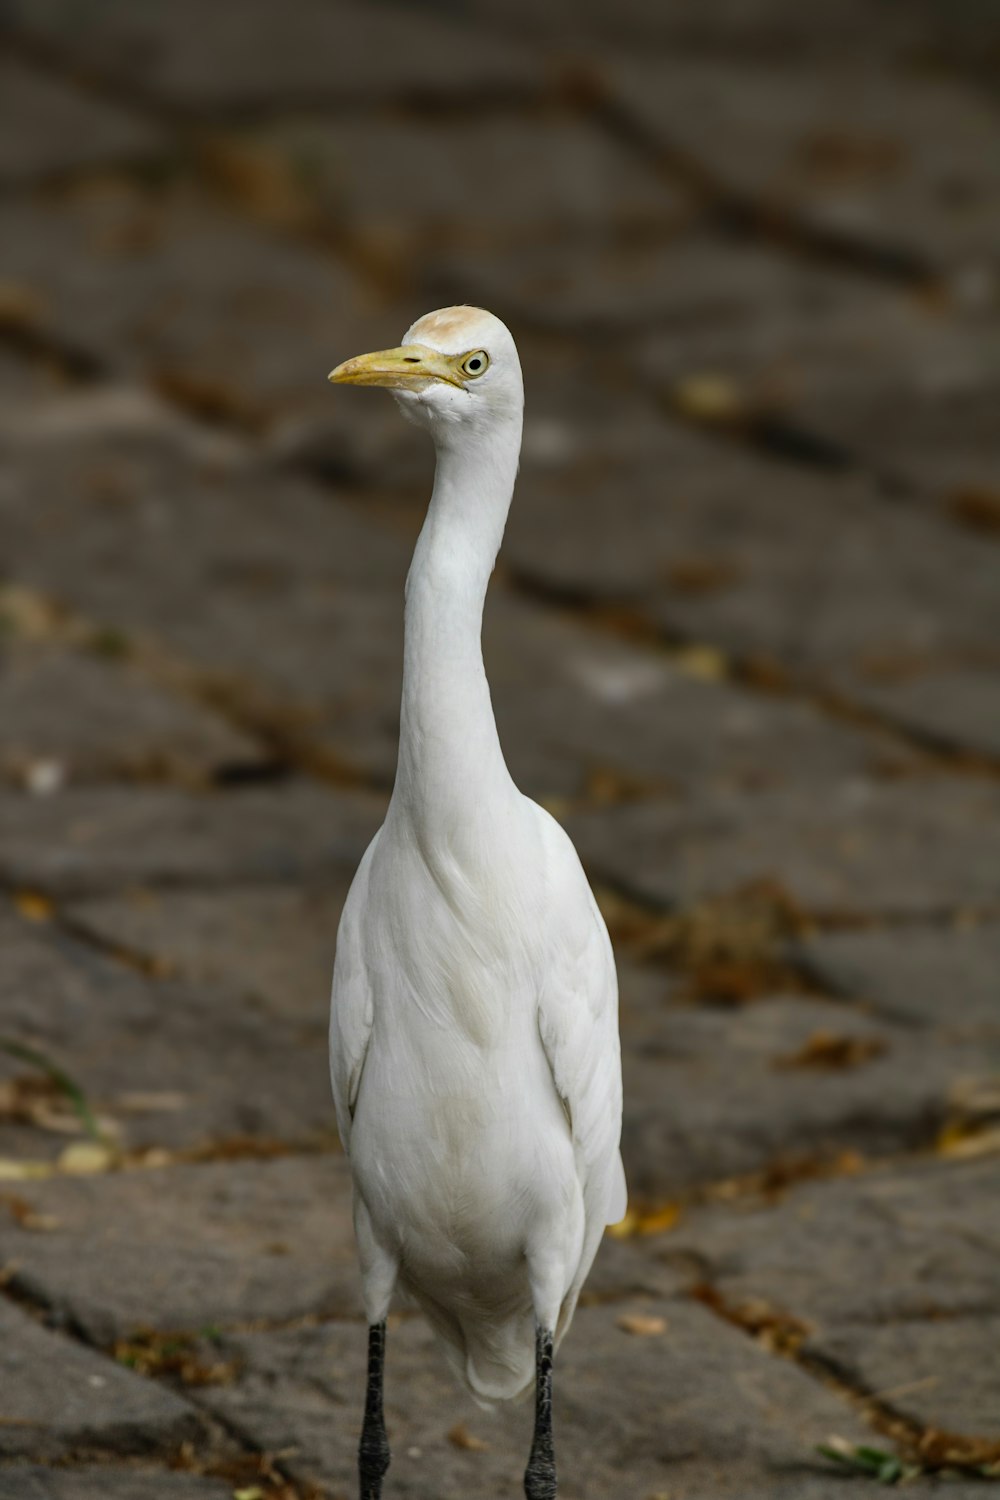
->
xmin=328 ymin=306 xmax=626 ymax=1500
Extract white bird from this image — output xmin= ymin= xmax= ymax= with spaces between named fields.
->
xmin=328 ymin=306 xmax=626 ymax=1500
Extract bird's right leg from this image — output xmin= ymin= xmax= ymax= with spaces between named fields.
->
xmin=524 ymin=1323 xmax=557 ymax=1500
xmin=359 ymin=1321 xmax=390 ymax=1500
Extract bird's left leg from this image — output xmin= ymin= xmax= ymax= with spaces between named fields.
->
xmin=524 ymin=1323 xmax=557 ymax=1500
xmin=359 ymin=1320 xmax=390 ymax=1500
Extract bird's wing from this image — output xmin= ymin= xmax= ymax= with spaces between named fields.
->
xmin=534 ymin=808 xmax=626 ymax=1232
xmin=329 ymin=830 xmax=381 ymax=1153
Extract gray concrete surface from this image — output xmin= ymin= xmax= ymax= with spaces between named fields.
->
xmin=0 ymin=1 xmax=998 ymax=1495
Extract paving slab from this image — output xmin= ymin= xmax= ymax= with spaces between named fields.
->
xmin=433 ymin=230 xmax=889 ymax=337
xmin=0 ymin=1155 xmax=359 ymax=1342
xmin=486 ymin=591 xmax=909 ymax=802
xmin=813 ymin=1316 xmax=1000 ymax=1441
xmin=845 ymin=663 xmax=1000 ymax=763
xmin=197 ymin=1298 xmax=869 ymax=1499
xmin=567 ymin=777 xmax=1000 ymax=918
xmin=641 ymin=491 xmax=1000 ymax=731
xmin=510 ymin=433 xmax=1000 ymax=757
xmin=0 ymin=904 xmax=339 ymax=1157
xmin=762 ymin=325 xmax=1000 ymax=502
xmin=517 ymin=340 xmax=699 ymax=473
xmin=664 ymin=1157 xmax=1000 ymax=1330
xmin=510 ymin=424 xmax=999 ymax=673
xmin=707 ymin=1484 xmax=988 ymax=1500
xmin=1 ymin=0 xmax=538 ymax=115
xmin=509 ymin=420 xmax=787 ymax=598
xmin=527 ymin=408 xmax=1000 ymax=764
xmin=0 ymin=428 xmax=410 ymax=778
xmin=0 ymin=782 xmax=383 ymax=895
xmin=702 ymin=1484 xmax=990 ymax=1500
xmin=0 ymin=640 xmax=263 ymax=788
xmin=235 ymin=111 xmax=683 ymax=249
xmin=0 ymin=1471 xmax=231 ymax=1500
xmin=795 ymin=924 xmax=1000 ymax=1038
xmin=691 ymin=312 xmax=1000 ymax=540
xmin=635 ymin=266 xmax=1000 ymax=527
xmin=0 ymin=347 xmax=73 ymax=406
xmin=65 ymin=879 xmax=348 ymax=1022
xmin=0 ymin=58 xmax=165 ymax=185
xmin=456 ymin=0 xmax=981 ymax=63
xmin=620 ymin=988 xmax=981 ymax=1198
xmin=580 ymin=1223 xmax=689 ymax=1306
xmin=0 ymin=385 xmax=241 ymax=469
xmin=613 ymin=57 xmax=1000 ymax=276
xmin=0 ymin=1298 xmax=202 ymax=1460
xmin=0 ymin=183 xmax=374 ymax=433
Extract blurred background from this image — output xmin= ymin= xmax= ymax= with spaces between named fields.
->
xmin=1 ymin=2 xmax=999 ymax=1498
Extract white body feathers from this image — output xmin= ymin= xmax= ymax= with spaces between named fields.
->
xmin=329 ymin=307 xmax=625 ymax=1404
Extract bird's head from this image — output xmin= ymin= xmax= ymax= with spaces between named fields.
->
xmin=328 ymin=305 xmax=523 ymax=439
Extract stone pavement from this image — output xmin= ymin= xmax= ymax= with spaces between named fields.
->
xmin=0 ymin=2 xmax=998 ymax=1496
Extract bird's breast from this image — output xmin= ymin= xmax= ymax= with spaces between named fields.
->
xmin=351 ymin=1026 xmax=575 ymax=1273
xmin=367 ymin=825 xmax=548 ymax=1049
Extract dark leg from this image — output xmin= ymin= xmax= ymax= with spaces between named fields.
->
xmin=359 ymin=1321 xmax=390 ymax=1500
xmin=524 ymin=1325 xmax=557 ymax=1500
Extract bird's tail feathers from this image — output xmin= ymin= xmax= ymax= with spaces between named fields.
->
xmin=411 ymin=1287 xmax=536 ymax=1408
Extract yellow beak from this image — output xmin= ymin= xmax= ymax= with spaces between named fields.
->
xmin=328 ymin=343 xmax=464 ymax=391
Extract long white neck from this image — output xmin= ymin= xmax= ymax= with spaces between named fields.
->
xmin=389 ymin=411 xmax=522 ymax=841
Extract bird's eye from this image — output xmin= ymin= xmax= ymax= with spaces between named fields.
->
xmin=460 ymin=350 xmax=490 ymax=379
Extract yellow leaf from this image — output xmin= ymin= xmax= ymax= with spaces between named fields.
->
xmin=448 ymin=1422 xmax=490 ymax=1452
xmin=636 ymin=1203 xmax=681 ymax=1235
xmin=617 ymin=1313 xmax=668 ymax=1337
xmin=13 ymin=891 xmax=54 ymax=923
xmin=937 ymin=1124 xmax=1000 ymax=1160
xmin=605 ymin=1207 xmax=640 ymax=1240
xmin=0 ymin=281 xmax=45 ymax=331
xmin=671 ymin=374 xmax=745 ymax=423
xmin=0 ymin=1158 xmax=55 ymax=1181
xmin=606 ymin=1200 xmax=681 ymax=1239
xmin=671 ymin=644 xmax=728 ymax=682
xmin=57 ymin=1141 xmax=117 ymax=1175
xmin=13 ymin=1207 xmax=60 ymax=1231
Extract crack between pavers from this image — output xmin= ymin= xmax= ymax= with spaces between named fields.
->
xmin=174 ymin=1432 xmax=327 ymax=1500
xmin=617 ymin=1125 xmax=1000 ymax=1270
xmin=0 ymin=1417 xmax=320 ymax=1500
xmin=825 ymin=1302 xmax=1000 ymax=1331
xmin=0 ymin=21 xmax=546 ymax=131
xmin=0 ymin=1249 xmax=361 ymax=1355
xmin=0 ymin=1269 xmax=67 ymax=1327
xmin=0 ymin=1284 xmax=225 ymax=1469
xmin=588 ymin=864 xmax=1000 ymax=944
xmin=653 ymin=386 xmax=986 ymax=543
xmin=804 ymin=1343 xmax=1000 ymax=1472
xmin=0 ymin=322 xmax=107 ymax=384
xmin=0 ymin=578 xmax=390 ymax=797
xmin=605 ymin=1138 xmax=961 ymax=1251
xmin=0 ymin=1091 xmax=341 ymax=1179
xmin=571 ymin=65 xmax=938 ymax=290
xmin=0 ymin=28 xmax=187 ymax=130
xmin=688 ymin=1276 xmax=1000 ymax=1475
xmin=507 ymin=564 xmax=1000 ymax=784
